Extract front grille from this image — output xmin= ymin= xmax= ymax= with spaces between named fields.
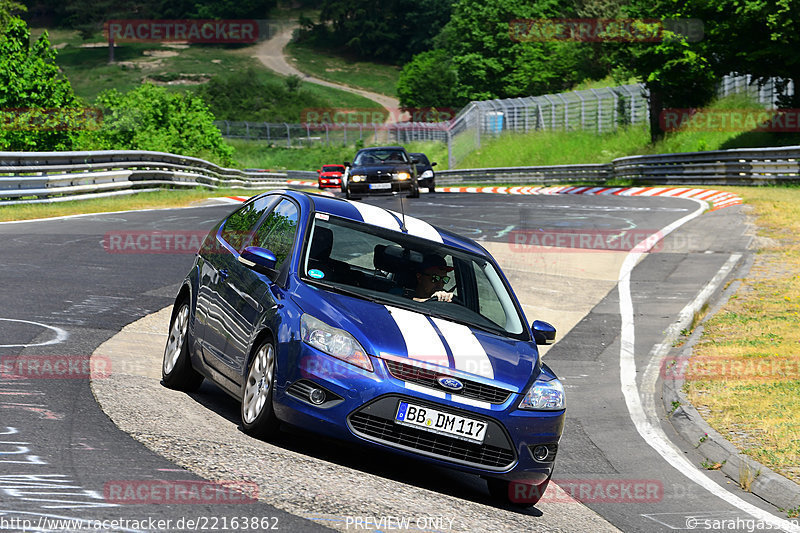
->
xmin=349 ymin=411 xmax=515 ymax=469
xmin=384 ymin=359 xmax=512 ymax=404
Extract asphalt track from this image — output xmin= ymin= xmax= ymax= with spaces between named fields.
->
xmin=0 ymin=192 xmax=794 ymax=532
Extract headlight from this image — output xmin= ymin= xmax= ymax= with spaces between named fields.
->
xmin=394 ymin=172 xmax=410 ymax=181
xmin=519 ymin=377 xmax=565 ymax=410
xmin=421 ymin=170 xmax=434 ymax=179
xmin=301 ymin=314 xmax=373 ymax=371
xmin=351 ymin=174 xmax=366 ymax=182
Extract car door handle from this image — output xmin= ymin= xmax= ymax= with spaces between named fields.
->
xmin=219 ymin=268 xmax=229 ymax=280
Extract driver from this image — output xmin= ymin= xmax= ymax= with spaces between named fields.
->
xmin=412 ymin=254 xmax=454 ymax=302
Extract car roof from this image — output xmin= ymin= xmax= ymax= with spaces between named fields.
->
xmin=276 ymin=190 xmax=487 ymax=257
xmin=356 ymin=146 xmax=406 ymax=152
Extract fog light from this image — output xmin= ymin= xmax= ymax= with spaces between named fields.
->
xmin=309 ymin=388 xmax=326 ymax=405
xmin=532 ymin=445 xmax=549 ymax=461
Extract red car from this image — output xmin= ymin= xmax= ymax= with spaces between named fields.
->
xmin=317 ymin=165 xmax=346 ymax=189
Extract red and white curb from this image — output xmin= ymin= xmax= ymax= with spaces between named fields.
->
xmin=219 ymin=183 xmax=743 ymax=211
xmin=439 ymin=185 xmax=742 ymax=211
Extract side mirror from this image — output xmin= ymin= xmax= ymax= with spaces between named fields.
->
xmin=532 ymin=320 xmax=556 ymax=346
xmin=238 ymin=246 xmax=278 ymax=277
xmin=411 ymin=158 xmax=419 ymax=165
xmin=432 ymin=162 xmax=438 ymax=167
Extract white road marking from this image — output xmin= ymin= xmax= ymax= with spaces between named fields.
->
xmin=0 ymin=319 xmax=68 ymax=348
xmin=618 ymin=200 xmax=800 ymax=532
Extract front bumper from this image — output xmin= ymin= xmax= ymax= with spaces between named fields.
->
xmin=273 ymin=346 xmax=564 ymax=482
xmin=318 ymin=177 xmax=342 ymax=188
xmin=348 ymin=180 xmax=413 ymax=195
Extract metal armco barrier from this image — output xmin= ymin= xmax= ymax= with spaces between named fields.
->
xmin=438 ymin=145 xmax=800 ymax=186
xmin=0 ymin=150 xmax=291 ymax=205
xmin=2 ymin=146 xmax=799 ymax=205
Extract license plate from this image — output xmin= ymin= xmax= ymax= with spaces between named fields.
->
xmin=395 ymin=401 xmax=487 ymax=444
xmin=369 ymin=182 xmax=392 ymax=190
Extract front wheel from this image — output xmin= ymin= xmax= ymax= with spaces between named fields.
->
xmin=162 ymin=302 xmax=203 ymax=391
xmin=427 ymin=179 xmax=436 ymax=193
xmin=241 ymin=339 xmax=280 ymax=439
xmin=408 ymin=181 xmax=420 ymax=198
xmin=345 ymin=184 xmax=353 ymax=199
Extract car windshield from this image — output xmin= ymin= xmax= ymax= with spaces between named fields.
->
xmin=322 ymin=166 xmax=343 ymax=172
xmin=411 ymin=153 xmax=430 ymax=165
xmin=354 ymin=149 xmax=408 ymax=165
xmin=300 ymin=213 xmax=527 ymax=339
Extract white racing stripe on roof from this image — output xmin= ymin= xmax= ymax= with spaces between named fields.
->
xmin=385 ymin=305 xmax=450 ymax=368
xmin=389 ymin=211 xmax=443 ymax=242
xmin=432 ymin=318 xmax=494 ymax=379
xmin=346 ymin=200 xmax=401 ymax=231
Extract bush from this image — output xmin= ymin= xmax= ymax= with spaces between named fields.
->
xmin=82 ymin=84 xmax=233 ymax=165
xmin=0 ymin=17 xmax=82 ymax=150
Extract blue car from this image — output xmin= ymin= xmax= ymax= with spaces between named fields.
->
xmin=162 ymin=190 xmax=565 ymax=505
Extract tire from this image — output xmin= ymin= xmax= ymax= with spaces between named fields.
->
xmin=162 ymin=301 xmax=203 ymax=391
xmin=408 ymin=181 xmax=420 ymax=199
xmin=427 ymin=179 xmax=436 ymax=193
xmin=345 ymin=184 xmax=353 ymax=200
xmin=241 ymin=339 xmax=280 ymax=439
xmin=486 ymin=474 xmax=551 ymax=508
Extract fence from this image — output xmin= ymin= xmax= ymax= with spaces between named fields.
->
xmin=2 ymin=145 xmax=800 ymax=205
xmin=214 ymin=120 xmax=450 ymax=147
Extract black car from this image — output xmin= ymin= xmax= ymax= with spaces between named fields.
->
xmin=342 ymin=146 xmax=420 ymax=199
xmin=409 ymin=152 xmax=437 ymax=193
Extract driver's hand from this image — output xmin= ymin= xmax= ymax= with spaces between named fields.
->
xmin=432 ymin=291 xmax=453 ymax=302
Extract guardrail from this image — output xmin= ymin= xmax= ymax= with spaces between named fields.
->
xmin=2 ymin=146 xmax=799 ymax=205
xmin=0 ymin=150 xmax=295 ymax=205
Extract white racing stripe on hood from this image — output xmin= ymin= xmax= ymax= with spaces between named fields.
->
xmin=432 ymin=318 xmax=494 ymax=379
xmin=385 ymin=305 xmax=450 ymax=368
xmin=406 ymin=382 xmax=446 ymax=399
xmin=347 ymin=201 xmax=401 ymax=231
xmin=389 ymin=211 xmax=443 ymax=242
xmin=451 ymin=395 xmax=491 ymax=410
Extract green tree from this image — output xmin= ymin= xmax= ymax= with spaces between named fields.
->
xmin=303 ymin=0 xmax=454 ymax=64
xmin=396 ymin=49 xmax=462 ymax=109
xmin=699 ymin=0 xmax=800 ymax=107
xmin=0 ymin=16 xmax=83 ymax=150
xmin=88 ymin=84 xmax=233 ymax=164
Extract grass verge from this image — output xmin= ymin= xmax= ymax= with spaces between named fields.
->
xmin=684 ymin=185 xmax=800 ymax=486
xmin=40 ymin=28 xmax=382 ymax=114
xmin=229 ymin=139 xmax=449 ymax=171
xmin=0 ymin=188 xmax=275 ymax=223
xmin=285 ymin=40 xmax=401 ymax=98
xmin=455 ymin=94 xmax=800 ymax=169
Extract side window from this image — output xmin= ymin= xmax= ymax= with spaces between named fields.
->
xmin=472 ymin=262 xmax=506 ymax=328
xmin=251 ymin=199 xmax=299 ymax=269
xmin=220 ymin=196 xmax=277 ymax=251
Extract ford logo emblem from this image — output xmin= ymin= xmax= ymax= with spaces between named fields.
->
xmin=437 ymin=376 xmax=464 ymax=391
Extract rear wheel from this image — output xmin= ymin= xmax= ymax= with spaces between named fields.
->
xmin=162 ymin=301 xmax=203 ymax=391
xmin=241 ymin=339 xmax=280 ymax=439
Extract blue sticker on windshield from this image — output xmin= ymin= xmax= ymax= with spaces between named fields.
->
xmin=308 ymin=269 xmax=325 ymax=279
